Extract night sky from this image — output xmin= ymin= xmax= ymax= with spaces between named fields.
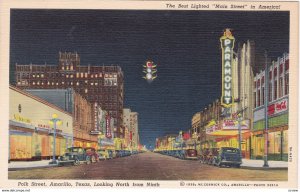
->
xmin=10 ymin=10 xmax=289 ymax=149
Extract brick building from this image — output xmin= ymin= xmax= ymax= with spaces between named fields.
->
xmin=15 ymin=52 xmax=124 ymax=138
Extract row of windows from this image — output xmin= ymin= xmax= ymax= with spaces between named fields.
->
xmin=254 ymin=73 xmax=289 ymax=108
xmin=25 ymin=72 xmax=118 ymax=79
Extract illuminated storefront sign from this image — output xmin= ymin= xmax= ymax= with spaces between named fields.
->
xmin=206 ymin=125 xmax=221 ymax=134
xmin=106 ymin=114 xmax=112 ymax=138
xmin=222 ymin=119 xmax=249 ymax=130
xmin=220 ymin=29 xmax=235 ymax=108
xmin=13 ymin=114 xmax=31 ymax=124
xmin=268 ymin=98 xmax=288 ymax=116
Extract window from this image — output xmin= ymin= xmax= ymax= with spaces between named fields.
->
xmin=279 ymin=76 xmax=284 ymax=98
xmin=268 ymin=82 xmax=272 ymax=102
xmin=285 ymin=73 xmax=289 ymax=95
xmin=257 ymin=89 xmax=260 ymax=106
xmin=262 ymin=87 xmax=265 ymax=105
xmin=254 ymin=91 xmax=256 ymax=108
xmin=274 ymin=80 xmax=277 ymax=100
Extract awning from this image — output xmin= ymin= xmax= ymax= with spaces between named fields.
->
xmin=206 ymin=119 xmax=250 ymax=136
xmin=99 ymin=138 xmax=114 ymax=146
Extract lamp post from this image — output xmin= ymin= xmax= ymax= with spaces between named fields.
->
xmin=49 ymin=114 xmax=62 ymax=164
xmin=263 ymin=51 xmax=269 ymax=167
xmin=237 ymin=113 xmax=243 ymax=160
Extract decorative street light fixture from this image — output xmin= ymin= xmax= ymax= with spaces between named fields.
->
xmin=49 ymin=113 xmax=62 ymax=164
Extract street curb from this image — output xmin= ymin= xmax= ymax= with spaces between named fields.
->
xmin=8 ymin=165 xmax=58 ymax=171
xmin=240 ymin=166 xmax=288 ymax=170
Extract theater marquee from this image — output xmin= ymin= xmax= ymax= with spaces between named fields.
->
xmin=220 ymin=29 xmax=235 ymax=108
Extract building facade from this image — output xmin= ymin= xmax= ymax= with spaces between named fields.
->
xmin=25 ymin=89 xmax=98 ymax=149
xmin=123 ymin=108 xmax=140 ymax=150
xmin=15 ymin=52 xmax=124 ymax=138
xmin=9 ymin=86 xmax=73 ymax=161
xmin=252 ymin=53 xmax=289 ymax=161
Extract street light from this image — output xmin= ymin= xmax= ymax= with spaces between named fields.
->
xmin=237 ymin=113 xmax=243 ymax=160
xmin=49 ymin=113 xmax=62 ymax=164
xmin=263 ymin=51 xmax=269 ymax=167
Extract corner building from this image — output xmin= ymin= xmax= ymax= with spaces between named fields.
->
xmin=15 ymin=52 xmax=124 ymax=138
xmin=252 ymin=53 xmax=289 ymax=161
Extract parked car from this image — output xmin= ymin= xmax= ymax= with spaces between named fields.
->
xmin=97 ymin=149 xmax=110 ymax=160
xmin=184 ymin=149 xmax=198 ymax=160
xmin=107 ymin=149 xmax=116 ymax=159
xmin=199 ymin=148 xmax=210 ymax=164
xmin=85 ymin=147 xmax=99 ymax=163
xmin=212 ymin=147 xmax=242 ymax=168
xmin=58 ymin=147 xmax=91 ymax=166
xmin=207 ymin=148 xmax=220 ymax=165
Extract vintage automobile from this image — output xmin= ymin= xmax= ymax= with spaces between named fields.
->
xmin=107 ymin=149 xmax=116 ymax=159
xmin=184 ymin=149 xmax=198 ymax=160
xmin=199 ymin=148 xmax=210 ymax=164
xmin=85 ymin=147 xmax=99 ymax=163
xmin=58 ymin=147 xmax=91 ymax=166
xmin=97 ymin=149 xmax=110 ymax=160
xmin=212 ymin=147 xmax=242 ymax=168
xmin=207 ymin=148 xmax=220 ymax=165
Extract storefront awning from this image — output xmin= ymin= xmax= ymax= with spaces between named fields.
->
xmin=205 ymin=119 xmax=250 ymax=136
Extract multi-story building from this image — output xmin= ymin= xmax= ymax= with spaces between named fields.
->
xmin=201 ymin=40 xmax=255 ymax=159
xmin=9 ymin=86 xmax=73 ymax=161
xmin=252 ymin=53 xmax=289 ymax=161
xmin=123 ymin=108 xmax=139 ymax=150
xmin=25 ymin=88 xmax=98 ymax=149
xmin=15 ymin=52 xmax=124 ymax=138
xmin=130 ymin=111 xmax=139 ymax=150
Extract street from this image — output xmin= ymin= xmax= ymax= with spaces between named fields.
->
xmin=8 ymin=152 xmax=287 ymax=180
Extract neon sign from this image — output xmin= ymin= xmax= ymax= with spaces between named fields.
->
xmin=220 ymin=29 xmax=235 ymax=108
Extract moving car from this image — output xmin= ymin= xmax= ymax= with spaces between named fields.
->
xmin=58 ymin=147 xmax=91 ymax=166
xmin=212 ymin=147 xmax=242 ymax=168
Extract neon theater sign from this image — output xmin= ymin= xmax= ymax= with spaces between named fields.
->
xmin=220 ymin=29 xmax=235 ymax=108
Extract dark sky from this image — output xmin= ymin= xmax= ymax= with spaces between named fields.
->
xmin=10 ymin=10 xmax=289 ymax=149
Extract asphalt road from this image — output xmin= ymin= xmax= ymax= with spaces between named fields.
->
xmin=8 ymin=152 xmax=287 ymax=180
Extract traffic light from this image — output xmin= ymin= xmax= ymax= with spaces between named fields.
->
xmin=143 ymin=60 xmax=157 ymax=82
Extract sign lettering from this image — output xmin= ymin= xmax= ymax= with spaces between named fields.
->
xmin=220 ymin=29 xmax=235 ymax=107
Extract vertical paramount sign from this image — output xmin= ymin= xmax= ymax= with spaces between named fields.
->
xmin=220 ymin=29 xmax=235 ymax=108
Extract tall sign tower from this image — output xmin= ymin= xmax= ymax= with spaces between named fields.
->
xmin=220 ymin=29 xmax=235 ymax=108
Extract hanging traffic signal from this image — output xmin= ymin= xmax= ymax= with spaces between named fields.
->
xmin=143 ymin=60 xmax=157 ymax=83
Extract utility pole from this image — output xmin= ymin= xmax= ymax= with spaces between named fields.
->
xmin=263 ymin=51 xmax=269 ymax=167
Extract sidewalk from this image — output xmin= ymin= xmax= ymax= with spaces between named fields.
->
xmin=8 ymin=160 xmax=58 ymax=171
xmin=240 ymin=159 xmax=288 ymax=170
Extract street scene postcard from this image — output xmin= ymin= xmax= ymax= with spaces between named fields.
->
xmin=0 ymin=0 xmax=299 ymax=192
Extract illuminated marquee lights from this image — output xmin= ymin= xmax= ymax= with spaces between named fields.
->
xmin=106 ymin=114 xmax=112 ymax=138
xmin=220 ymin=29 xmax=235 ymax=108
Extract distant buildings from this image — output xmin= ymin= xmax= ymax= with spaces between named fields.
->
xmin=15 ymin=52 xmax=124 ymax=138
xmin=123 ymin=108 xmax=139 ymax=150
